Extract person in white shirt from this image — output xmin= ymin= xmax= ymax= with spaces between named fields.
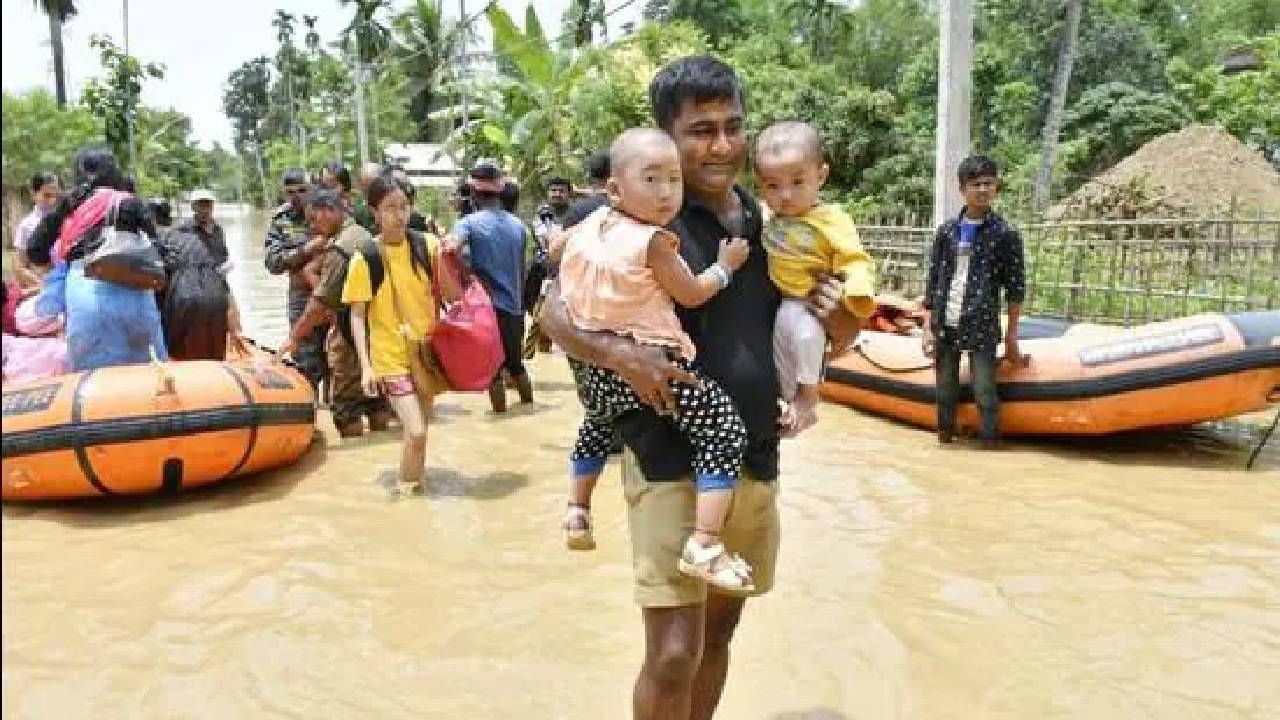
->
xmin=13 ymin=172 xmax=61 ymax=288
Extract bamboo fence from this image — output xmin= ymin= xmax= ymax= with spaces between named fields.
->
xmin=858 ymin=211 xmax=1280 ymax=326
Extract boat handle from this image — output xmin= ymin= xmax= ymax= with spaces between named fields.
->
xmin=150 ymin=345 xmax=177 ymax=396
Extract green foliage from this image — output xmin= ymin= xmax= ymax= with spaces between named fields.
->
xmin=782 ymin=0 xmax=847 ymax=60
xmin=1169 ymin=32 xmax=1280 ymax=164
xmin=569 ymin=21 xmax=709 ymax=160
xmin=458 ymin=5 xmax=591 ymax=192
xmin=340 ymin=0 xmax=393 ymax=64
xmin=1059 ymin=82 xmax=1191 ymax=184
xmin=1 ymin=89 xmax=101 ymax=191
xmin=563 ymin=0 xmax=607 ymax=49
xmin=837 ymin=0 xmax=935 ymax=89
xmin=79 ymin=34 xmax=165 ymax=169
xmin=223 ymin=57 xmax=273 ymax=155
xmin=643 ymin=0 xmax=747 ymax=47
xmin=131 ymin=107 xmax=210 ymax=201
xmin=393 ymin=0 xmax=463 ymax=141
xmin=202 ymin=0 xmax=1280 ymax=214
xmin=729 ymin=32 xmax=899 ymax=194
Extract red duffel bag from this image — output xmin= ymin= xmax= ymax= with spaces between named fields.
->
xmin=430 ymin=249 xmax=504 ymax=391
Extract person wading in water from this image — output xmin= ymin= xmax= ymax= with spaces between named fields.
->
xmin=541 ymin=56 xmax=860 ymax=718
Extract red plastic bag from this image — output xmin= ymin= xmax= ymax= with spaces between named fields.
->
xmin=430 ymin=250 xmax=503 ymax=391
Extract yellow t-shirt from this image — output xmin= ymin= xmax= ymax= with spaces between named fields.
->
xmin=341 ymin=234 xmax=440 ymax=378
xmin=763 ymin=203 xmax=877 ymax=317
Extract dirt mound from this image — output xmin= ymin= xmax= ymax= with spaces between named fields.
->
xmin=1050 ymin=124 xmax=1280 ymax=219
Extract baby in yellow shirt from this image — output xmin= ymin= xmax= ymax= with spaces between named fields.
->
xmin=757 ymin=121 xmax=876 ymax=433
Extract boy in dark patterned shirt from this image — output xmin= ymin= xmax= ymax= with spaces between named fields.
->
xmin=922 ymin=155 xmax=1027 ymax=448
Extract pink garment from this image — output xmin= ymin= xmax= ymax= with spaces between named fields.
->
xmin=558 ymin=207 xmax=696 ymax=360
xmin=2 ymin=281 xmax=19 ymax=336
xmin=14 ymin=296 xmax=62 ymax=337
xmin=53 ymin=188 xmax=131 ymax=263
xmin=2 ymin=333 xmax=70 ymax=383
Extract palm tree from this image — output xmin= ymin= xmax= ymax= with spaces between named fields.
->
xmin=340 ymin=0 xmax=393 ymax=164
xmin=339 ymin=0 xmax=393 ymax=65
xmin=272 ymin=11 xmax=300 ymax=146
xmin=393 ymin=0 xmax=464 ymax=141
xmin=273 ymin=9 xmax=297 ymax=46
xmin=303 ymin=14 xmax=321 ymax=52
xmin=34 ymin=0 xmax=77 ymax=106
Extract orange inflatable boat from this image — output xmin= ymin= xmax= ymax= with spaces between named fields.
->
xmin=2 ymin=354 xmax=315 ymax=501
xmin=821 ymin=311 xmax=1280 ymax=435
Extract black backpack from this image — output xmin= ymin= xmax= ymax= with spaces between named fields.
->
xmin=334 ymin=230 xmax=434 ymax=347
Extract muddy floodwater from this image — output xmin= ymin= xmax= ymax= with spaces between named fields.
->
xmin=3 ymin=209 xmax=1278 ymax=719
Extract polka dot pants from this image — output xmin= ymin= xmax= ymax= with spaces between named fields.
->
xmin=569 ymin=357 xmax=747 ymax=492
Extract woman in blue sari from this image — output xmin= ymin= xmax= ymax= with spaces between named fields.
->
xmin=28 ymin=149 xmax=167 ymax=372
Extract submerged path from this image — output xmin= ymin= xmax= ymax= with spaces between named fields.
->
xmin=3 ymin=208 xmax=1276 ymax=718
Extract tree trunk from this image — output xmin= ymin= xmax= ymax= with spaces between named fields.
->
xmin=254 ymin=136 xmax=270 ymax=209
xmin=48 ymin=13 xmax=68 ymax=106
xmin=354 ymin=62 xmax=370 ymax=167
xmin=1032 ymin=0 xmax=1084 ymax=215
xmin=370 ymin=72 xmax=381 ymax=159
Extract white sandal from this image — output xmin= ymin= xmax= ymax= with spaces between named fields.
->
xmin=677 ymin=536 xmax=755 ymax=595
xmin=563 ymin=503 xmax=596 ymax=551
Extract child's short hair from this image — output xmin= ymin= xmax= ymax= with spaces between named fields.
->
xmin=755 ymin=121 xmax=823 ymax=165
xmin=957 ymin=155 xmax=1000 ymax=185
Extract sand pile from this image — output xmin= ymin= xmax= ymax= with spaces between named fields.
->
xmin=1050 ymin=124 xmax=1280 ymax=219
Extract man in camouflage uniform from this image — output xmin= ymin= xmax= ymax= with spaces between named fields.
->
xmin=264 ymin=168 xmax=327 ymax=390
xmin=278 ymin=188 xmax=392 ymax=438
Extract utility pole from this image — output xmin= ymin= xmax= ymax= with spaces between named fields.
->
xmin=932 ymin=0 xmax=973 ymax=227
xmin=350 ymin=36 xmax=370 ymax=167
xmin=124 ymin=0 xmax=137 ymax=172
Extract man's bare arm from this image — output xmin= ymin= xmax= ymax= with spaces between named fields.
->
xmin=807 ymin=275 xmax=863 ymax=355
xmin=277 ymin=297 xmax=332 ymax=356
xmin=539 ymin=278 xmax=696 ymax=414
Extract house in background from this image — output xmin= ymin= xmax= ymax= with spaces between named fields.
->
xmin=383 ymin=143 xmax=461 ymax=189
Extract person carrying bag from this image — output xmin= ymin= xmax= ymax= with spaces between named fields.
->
xmin=83 ymin=193 xmax=167 ymax=291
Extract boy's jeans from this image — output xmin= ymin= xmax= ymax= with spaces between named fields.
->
xmin=934 ymin=331 xmax=1000 ymax=441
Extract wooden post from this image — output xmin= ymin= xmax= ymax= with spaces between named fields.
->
xmin=1244 ymin=209 xmax=1258 ymax=310
xmin=933 ymin=0 xmax=973 ymax=227
xmin=1066 ymin=225 xmax=1083 ymax=321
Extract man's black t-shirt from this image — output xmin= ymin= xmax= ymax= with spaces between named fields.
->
xmin=562 ymin=193 xmax=610 ymax=230
xmin=614 ymin=186 xmax=782 ymax=482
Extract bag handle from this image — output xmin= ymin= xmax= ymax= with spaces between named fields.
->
xmin=433 ymin=245 xmax=470 ymax=309
xmin=103 ymin=190 xmax=123 ymax=232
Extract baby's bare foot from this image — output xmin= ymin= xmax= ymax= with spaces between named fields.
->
xmin=790 ymin=386 xmax=820 ymax=435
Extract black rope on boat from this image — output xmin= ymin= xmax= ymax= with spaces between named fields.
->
xmin=240 ymin=335 xmax=300 ymax=371
xmin=1247 ymin=406 xmax=1280 ymax=471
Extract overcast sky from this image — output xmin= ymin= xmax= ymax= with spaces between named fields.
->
xmin=2 ymin=0 xmax=644 ymax=149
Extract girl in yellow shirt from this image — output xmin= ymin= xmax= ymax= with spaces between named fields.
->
xmin=343 ymin=175 xmax=444 ymax=494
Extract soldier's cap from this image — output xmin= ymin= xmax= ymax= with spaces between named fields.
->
xmin=306 ymin=187 xmax=345 ymax=211
xmin=189 ymin=189 xmax=216 ymax=204
xmin=282 ymin=168 xmax=308 ymax=186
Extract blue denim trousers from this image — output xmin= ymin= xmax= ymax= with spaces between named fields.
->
xmin=934 ymin=330 xmax=1000 ymax=441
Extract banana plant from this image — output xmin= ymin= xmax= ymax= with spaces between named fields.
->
xmin=445 ymin=4 xmax=592 ymax=191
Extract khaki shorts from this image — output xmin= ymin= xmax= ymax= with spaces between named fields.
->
xmin=622 ymin=451 xmax=780 ymax=608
